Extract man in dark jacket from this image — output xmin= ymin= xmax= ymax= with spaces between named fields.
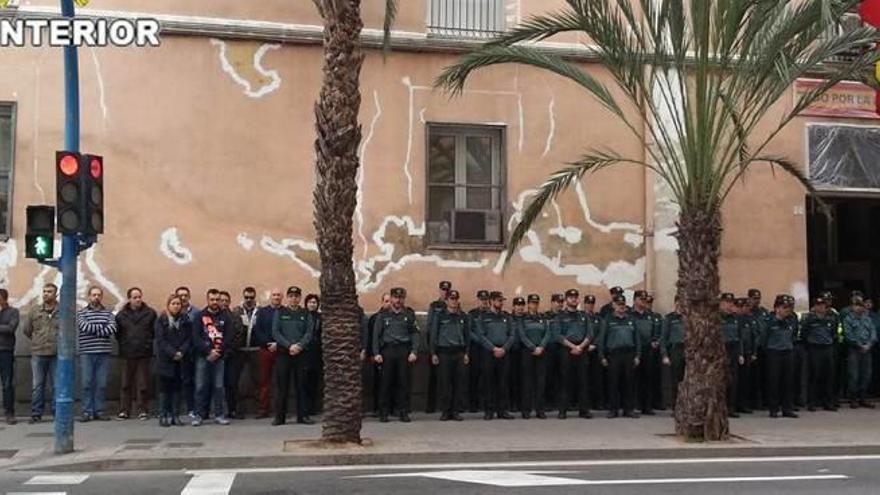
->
xmin=271 ymin=286 xmax=314 ymax=426
xmin=115 ymin=287 xmax=157 ymax=420
xmin=191 ymin=288 xmax=234 ymax=426
xmin=430 ymin=289 xmax=470 ymax=421
xmin=362 ymin=293 xmax=390 ymax=414
xmin=477 ymin=291 xmax=515 ymax=420
xmin=250 ymin=288 xmax=283 ymax=419
xmin=225 ymin=288 xmax=254 ymax=419
xmin=0 ymin=289 xmax=19 ymax=424
xmin=372 ymin=287 xmax=419 ymax=423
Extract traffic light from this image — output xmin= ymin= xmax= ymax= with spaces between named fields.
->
xmin=55 ymin=150 xmax=82 ymax=234
xmin=25 ymin=205 xmax=55 ymax=260
xmin=80 ymin=154 xmax=103 ymax=235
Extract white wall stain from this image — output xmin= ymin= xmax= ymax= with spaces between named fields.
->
xmin=542 ymin=95 xmax=556 ymax=157
xmin=356 ymin=215 xmax=488 ymax=292
xmin=237 ymin=233 xmax=255 ymax=251
xmin=653 ymin=226 xmax=678 ymax=252
xmin=260 ymin=236 xmax=321 ymax=278
xmin=548 ymin=199 xmax=582 ymax=244
xmin=419 ymin=107 xmax=427 ymax=124
xmin=624 ymin=232 xmax=644 ymax=248
xmin=210 ymin=39 xmax=282 ymax=99
xmin=31 ymin=53 xmax=46 ymax=203
xmin=574 ymin=181 xmax=643 ymax=237
xmin=400 ymin=77 xmax=416 ymax=204
xmin=88 ymin=46 xmax=109 ymax=130
xmin=356 ymin=90 xmax=382 ymax=259
xmin=790 ymin=281 xmax=809 ymax=309
xmin=0 ymin=242 xmax=17 ymax=287
xmin=85 ymin=247 xmax=125 ymax=310
xmin=159 ymin=227 xmax=194 ymax=265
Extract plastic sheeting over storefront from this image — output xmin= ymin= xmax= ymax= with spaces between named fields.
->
xmin=808 ymin=124 xmax=880 ymax=189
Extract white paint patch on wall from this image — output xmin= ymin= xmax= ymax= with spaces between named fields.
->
xmin=624 ymin=232 xmax=644 ymax=248
xmin=400 ymin=77 xmax=416 ymax=204
xmin=0 ymin=241 xmax=18 ymax=286
xmin=790 ymin=281 xmax=809 ymax=309
xmin=88 ymin=46 xmax=109 ymax=129
xmin=356 ymin=215 xmax=488 ymax=292
xmin=237 ymin=233 xmax=255 ymax=251
xmin=548 ymin=199 xmax=582 ymax=244
xmin=356 ymin=90 xmax=383 ymax=259
xmin=574 ymin=182 xmax=642 ymax=236
xmin=85 ymin=247 xmax=125 ymax=310
xmin=653 ymin=226 xmax=678 ymax=252
xmin=159 ymin=228 xmax=194 ymax=265
xmin=260 ymin=236 xmax=320 ymax=278
xmin=210 ymin=39 xmax=282 ymax=99
xmin=542 ymin=96 xmax=556 ymax=157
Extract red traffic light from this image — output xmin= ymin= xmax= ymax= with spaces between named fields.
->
xmin=89 ymin=157 xmax=102 ymax=179
xmin=859 ymin=0 xmax=880 ymax=28
xmin=58 ymin=154 xmax=79 ymax=177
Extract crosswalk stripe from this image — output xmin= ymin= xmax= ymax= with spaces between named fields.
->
xmin=24 ymin=475 xmax=89 ymax=485
xmin=181 ymin=472 xmax=236 ymax=495
xmin=7 ymin=492 xmax=67 ymax=495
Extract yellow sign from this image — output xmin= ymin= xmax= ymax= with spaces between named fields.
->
xmin=876 ymin=61 xmax=880 ymax=84
xmin=74 ymin=0 xmax=89 ymax=6
xmin=0 ymin=0 xmax=10 ymax=8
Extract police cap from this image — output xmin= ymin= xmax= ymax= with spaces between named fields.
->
xmin=447 ymin=289 xmax=460 ymax=300
xmin=390 ymin=287 xmax=407 ymax=298
xmin=286 ymin=286 xmax=302 ymax=296
xmin=720 ymin=292 xmax=735 ymax=302
xmin=527 ymin=294 xmax=541 ymax=304
xmin=439 ymin=281 xmax=452 ymax=291
xmin=633 ymin=290 xmax=648 ymax=299
xmin=551 ymin=293 xmax=564 ymax=303
xmin=610 ymin=286 xmax=624 ymax=295
xmin=583 ymin=294 xmax=596 ymax=304
xmin=476 ymin=290 xmax=490 ymax=301
xmin=489 ymin=291 xmax=505 ymax=301
xmin=748 ymin=288 xmax=761 ymax=299
xmin=513 ymin=296 xmax=526 ymax=306
xmin=612 ymin=294 xmax=626 ymax=304
xmin=565 ymin=288 xmax=579 ymax=298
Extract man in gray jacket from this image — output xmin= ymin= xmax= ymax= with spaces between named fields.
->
xmin=21 ymin=283 xmax=58 ymax=423
xmin=0 ymin=288 xmax=20 ymax=424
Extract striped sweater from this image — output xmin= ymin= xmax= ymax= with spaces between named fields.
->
xmin=77 ymin=305 xmax=117 ymax=354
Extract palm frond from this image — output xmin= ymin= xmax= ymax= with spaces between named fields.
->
xmin=382 ymin=0 xmax=398 ymax=56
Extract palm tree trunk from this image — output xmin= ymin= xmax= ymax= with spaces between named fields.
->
xmin=673 ymin=207 xmax=729 ymax=441
xmin=314 ymin=0 xmax=365 ymax=444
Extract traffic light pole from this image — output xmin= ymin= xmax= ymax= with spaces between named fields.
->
xmin=54 ymin=0 xmax=79 ymax=455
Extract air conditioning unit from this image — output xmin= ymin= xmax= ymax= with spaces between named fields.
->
xmin=451 ymin=209 xmax=501 ymax=243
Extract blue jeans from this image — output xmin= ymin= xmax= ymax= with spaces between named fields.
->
xmin=195 ymin=356 xmax=225 ymax=418
xmin=80 ymin=353 xmax=110 ymax=417
xmin=31 ymin=355 xmax=55 ymax=417
xmin=0 ymin=350 xmax=14 ymax=415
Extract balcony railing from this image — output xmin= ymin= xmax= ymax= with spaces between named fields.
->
xmin=427 ymin=0 xmax=506 ymax=39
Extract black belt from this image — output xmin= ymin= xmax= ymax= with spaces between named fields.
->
xmin=437 ymin=346 xmax=465 ymax=354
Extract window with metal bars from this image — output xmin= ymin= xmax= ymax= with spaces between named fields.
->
xmin=427 ymin=0 xmax=506 ymax=39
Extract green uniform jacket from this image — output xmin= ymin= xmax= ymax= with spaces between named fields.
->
xmin=761 ymin=314 xmax=797 ymax=351
xmin=660 ymin=312 xmax=684 ymax=358
xmin=598 ymin=313 xmax=641 ymax=359
xmin=429 ymin=308 xmax=471 ymax=354
xmin=22 ymin=303 xmax=59 ymax=356
xmin=799 ymin=312 xmax=837 ymax=346
xmin=476 ymin=310 xmax=515 ymax=351
xmin=372 ymin=307 xmax=420 ymax=355
xmin=843 ymin=312 xmax=877 ymax=348
xmin=518 ymin=313 xmax=551 ymax=351
xmin=630 ymin=309 xmax=660 ymax=356
xmin=553 ymin=309 xmax=593 ymax=345
xmin=426 ymin=299 xmax=447 ymax=351
xmin=271 ymin=306 xmax=314 ymax=351
xmin=720 ymin=312 xmax=743 ymax=358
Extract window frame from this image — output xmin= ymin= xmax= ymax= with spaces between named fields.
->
xmin=424 ymin=122 xmax=507 ymax=250
xmin=0 ymin=102 xmax=16 ymax=240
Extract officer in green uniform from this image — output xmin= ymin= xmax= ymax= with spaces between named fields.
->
xmin=544 ymin=293 xmax=564 ymax=410
xmin=736 ymin=297 xmax=758 ymax=414
xmin=599 ymin=295 xmax=641 ymax=418
xmin=630 ymin=290 xmax=661 ymax=415
xmin=843 ymin=295 xmax=877 ymax=409
xmin=553 ymin=289 xmax=594 ymax=419
xmin=467 ymin=290 xmax=490 ymax=413
xmin=644 ymin=292 xmax=665 ymax=411
xmin=518 ymin=294 xmax=550 ymax=419
xmin=477 ymin=291 xmax=515 ymax=420
xmin=720 ymin=293 xmax=744 ymax=418
xmin=748 ymin=288 xmax=769 ymax=409
xmin=429 ymin=289 xmax=470 ymax=421
xmin=599 ymin=286 xmax=625 ymax=319
xmin=865 ymin=296 xmax=880 ymax=396
xmin=800 ymin=295 xmax=838 ymax=412
xmin=508 ymin=297 xmax=526 ymax=413
xmin=372 ymin=287 xmax=419 ymax=423
xmin=762 ymin=294 xmax=798 ymax=418
xmin=661 ymin=296 xmax=685 ymax=408
xmin=820 ymin=290 xmax=844 ymax=408
xmin=583 ymin=295 xmax=606 ymax=410
xmin=271 ymin=289 xmax=315 ymax=426
xmin=425 ymin=281 xmax=452 ymax=414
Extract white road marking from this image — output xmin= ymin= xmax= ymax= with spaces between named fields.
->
xmin=187 ymin=454 xmax=880 ymax=475
xmin=8 ymin=492 xmax=67 ymax=495
xmin=25 ymin=474 xmax=89 ymax=485
xmin=351 ymin=470 xmax=848 ymax=487
xmin=181 ymin=472 xmax=236 ymax=495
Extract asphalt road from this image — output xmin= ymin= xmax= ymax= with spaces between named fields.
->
xmin=3 ymin=454 xmax=880 ymax=494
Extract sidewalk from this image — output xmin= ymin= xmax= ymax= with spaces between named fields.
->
xmin=3 ymin=408 xmax=880 ymax=472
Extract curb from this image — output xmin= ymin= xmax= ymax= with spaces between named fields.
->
xmin=14 ymin=444 xmax=880 ymax=473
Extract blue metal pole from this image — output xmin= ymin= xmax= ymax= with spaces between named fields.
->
xmin=55 ymin=0 xmax=79 ymax=455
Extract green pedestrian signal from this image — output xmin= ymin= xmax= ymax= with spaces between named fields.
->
xmin=26 ymin=234 xmax=54 ymax=260
xmin=25 ymin=205 xmax=55 ymax=260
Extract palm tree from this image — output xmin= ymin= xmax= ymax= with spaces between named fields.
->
xmin=313 ymin=0 xmax=397 ymax=444
xmin=438 ymin=0 xmax=877 ymax=440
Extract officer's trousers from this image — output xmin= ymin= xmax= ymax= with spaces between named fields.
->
xmin=507 ymin=348 xmax=522 ymax=411
xmin=737 ymin=355 xmax=754 ymax=411
xmin=589 ymin=348 xmax=607 ymax=409
xmin=544 ymin=343 xmax=561 ymax=409
xmin=766 ymin=349 xmax=794 ymax=413
xmin=725 ymin=342 xmax=740 ymax=412
xmin=636 ymin=349 xmax=658 ymax=413
xmin=482 ymin=351 xmax=510 ymax=413
xmin=848 ymin=347 xmax=873 ymax=402
xmin=379 ymin=344 xmax=411 ymax=416
xmin=807 ymin=344 xmax=834 ymax=408
xmin=521 ymin=351 xmax=547 ymax=414
xmin=668 ymin=345 xmax=685 ymax=408
xmin=274 ymin=353 xmax=308 ymax=422
xmin=437 ymin=348 xmax=467 ymax=415
xmin=607 ymin=350 xmax=636 ymax=413
xmin=559 ymin=347 xmax=590 ymax=414
xmin=467 ymin=345 xmax=483 ymax=412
